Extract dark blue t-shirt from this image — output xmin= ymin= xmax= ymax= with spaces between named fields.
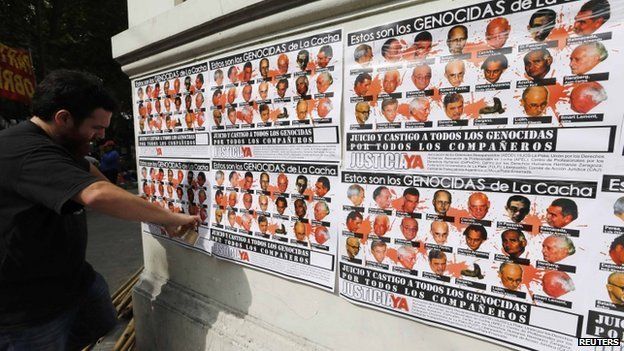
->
xmin=0 ymin=121 xmax=99 ymax=328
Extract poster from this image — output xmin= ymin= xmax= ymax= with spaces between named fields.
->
xmin=208 ymin=29 xmax=343 ymax=161
xmin=132 ymin=62 xmax=210 ymax=158
xmin=342 ymin=0 xmax=622 ymax=178
xmin=0 ymin=42 xmax=36 ymax=103
xmin=208 ymin=160 xmax=339 ymax=291
xmin=137 ymin=158 xmax=212 ymax=253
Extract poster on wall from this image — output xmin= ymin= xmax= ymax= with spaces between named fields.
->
xmin=208 ymin=160 xmax=339 ymax=291
xmin=137 ymin=158 xmax=213 ymax=253
xmin=208 ymin=29 xmax=343 ymax=161
xmin=342 ymin=0 xmax=622 ymax=178
xmin=132 ymin=62 xmax=210 ymax=158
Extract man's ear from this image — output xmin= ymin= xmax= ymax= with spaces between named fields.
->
xmin=53 ymin=109 xmax=73 ymax=127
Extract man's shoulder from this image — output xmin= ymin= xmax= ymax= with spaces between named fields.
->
xmin=0 ymin=121 xmax=50 ymax=148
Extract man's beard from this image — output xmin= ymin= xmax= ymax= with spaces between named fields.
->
xmin=59 ymin=128 xmax=91 ymax=159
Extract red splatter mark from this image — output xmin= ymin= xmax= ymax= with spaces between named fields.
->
xmin=306 ymin=61 xmax=317 ymax=76
xmin=387 ymin=248 xmax=399 ymax=263
xmin=367 ymin=75 xmax=383 ymax=107
xmin=521 ymin=264 xmax=545 ymax=298
xmin=267 ymin=223 xmax=278 ymax=235
xmin=397 ymin=103 xmax=411 ymax=118
xmin=446 ymin=261 xmax=469 ymax=278
xmin=464 ymin=41 xmax=489 ymax=68
xmin=303 ymin=188 xmax=315 ymax=203
xmin=392 ymin=197 xmax=404 ymax=212
xmin=268 ymin=70 xmax=282 ymax=84
xmin=446 ymin=207 xmax=471 ymax=231
xmin=269 ymin=108 xmax=281 ymax=122
xmin=463 ymin=96 xmax=488 ymax=119
xmin=546 ymin=83 xmax=570 ymax=121
xmin=266 ymin=185 xmax=280 ymax=201
xmin=548 ymin=25 xmax=574 ymax=51
xmin=430 ymin=87 xmax=442 ymax=105
xmin=359 ymin=217 xmax=372 ymax=243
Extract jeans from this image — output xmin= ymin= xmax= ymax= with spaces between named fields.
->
xmin=0 ymin=272 xmax=117 ymax=351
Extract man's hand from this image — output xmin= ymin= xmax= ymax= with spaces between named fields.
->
xmin=164 ymin=214 xmax=201 ymax=238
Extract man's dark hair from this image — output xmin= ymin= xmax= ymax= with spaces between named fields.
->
xmin=259 ymin=104 xmax=269 ymax=113
xmin=433 ymin=189 xmax=452 ymax=202
xmin=198 ymin=172 xmax=206 ymax=182
xmin=319 ymin=45 xmax=333 ymax=58
xmin=529 ymin=8 xmax=557 ymax=27
xmin=403 ymin=187 xmax=420 ymax=198
xmin=228 ymin=171 xmax=237 ymax=182
xmin=354 ymin=73 xmax=372 ymax=86
xmin=317 ymin=176 xmax=330 ymax=191
xmin=506 ymin=195 xmax=530 ymax=208
xmin=447 ymin=25 xmax=468 ymax=39
xmin=501 ymin=229 xmax=527 ymax=244
xmin=32 ymin=70 xmax=117 ymax=124
xmin=258 ymin=215 xmax=268 ymax=224
xmin=277 ymin=78 xmax=289 ymax=88
xmin=414 ymin=31 xmax=432 ymax=43
xmin=551 ymin=198 xmax=578 ymax=220
xmin=275 ymin=196 xmax=287 ymax=206
xmin=381 ymin=98 xmax=398 ymax=110
xmin=347 ymin=210 xmax=363 ymax=222
xmin=227 ymin=66 xmax=237 ymax=78
xmin=244 ymin=62 xmax=252 ymax=70
xmin=373 ymin=186 xmax=389 ymax=200
xmin=481 ymin=54 xmax=509 ymax=70
xmin=523 ymin=48 xmax=552 ymax=65
xmin=354 ymin=44 xmax=372 ymax=62
xmin=381 ymin=38 xmax=399 ymax=59
xmin=245 ymin=171 xmax=253 ymax=179
xmin=443 ymin=93 xmax=463 ymax=107
xmin=196 ymin=73 xmax=204 ymax=84
xmin=428 ymin=249 xmax=446 ymax=261
xmin=580 ymin=0 xmax=611 ymax=22
xmin=463 ymin=224 xmax=487 ymax=240
xmin=610 ymin=234 xmax=624 ymax=251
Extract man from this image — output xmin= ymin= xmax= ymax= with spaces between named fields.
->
xmin=275 ymin=197 xmax=288 ymax=215
xmin=354 ymin=44 xmax=373 ymax=65
xmin=607 ymin=272 xmax=624 ymax=306
xmin=214 ymin=69 xmax=224 ymax=86
xmin=241 ymin=84 xmax=252 ymax=102
xmin=295 ymin=175 xmax=308 ymax=195
xmin=277 ymin=54 xmax=289 ymax=74
xmin=381 ymin=38 xmax=402 ymax=62
xmin=546 ymin=198 xmax=578 ymax=228
xmin=0 ymin=70 xmax=199 ymax=349
xmin=314 ymin=201 xmax=330 ymax=221
xmin=227 ymin=66 xmax=239 ymax=84
xmin=521 ymin=86 xmax=549 ymax=117
xmin=241 ymin=171 xmax=253 ymax=191
xmin=409 ymin=31 xmax=433 ymax=60
xmin=99 ymin=140 xmax=120 ymax=184
xmin=317 ymin=45 xmax=333 ymax=68
xmin=317 ymin=98 xmax=332 ymax=118
xmin=227 ymin=192 xmax=238 ymax=208
xmin=370 ymin=240 xmax=388 ymax=264
xmin=524 ymin=48 xmax=553 ymax=80
xmin=296 ymin=50 xmax=309 ymax=71
xmin=228 ymin=171 xmax=240 ymax=187
xmin=463 ymin=224 xmax=487 ymax=251
xmin=259 ymin=172 xmax=269 ymax=192
xmin=485 ymin=17 xmax=511 ymax=49
xmin=355 ymin=102 xmax=370 ymax=125
xmin=373 ymin=215 xmax=390 ymax=237
xmin=570 ymin=81 xmax=607 ymax=113
xmin=294 ymin=221 xmax=307 ymax=242
xmin=499 ymin=262 xmax=523 ymax=291
xmin=610 ymin=235 xmax=624 ymax=265
xmin=447 ymin=25 xmax=468 ymax=55
xmin=428 ymin=250 xmax=447 ymax=275
xmin=242 ymin=193 xmax=253 ymax=211
xmin=227 ymin=210 xmax=237 ymax=228
xmin=346 ymin=237 xmax=361 ymax=259
xmin=443 ymin=93 xmax=464 ymax=120
xmin=432 ymin=190 xmax=452 ymax=216
xmin=574 ymin=0 xmax=611 ymax=35
xmin=257 ymin=216 xmax=268 ymax=235
xmin=346 ymin=211 xmax=363 ymax=233
xmin=481 ymin=54 xmax=508 ymax=84
xmin=570 ymin=42 xmax=608 ymax=75
xmin=401 ymin=187 xmax=420 ymax=213
xmin=409 ymin=97 xmax=430 ymax=122
xmin=353 ymin=73 xmax=372 ymax=97
xmin=542 ymin=270 xmax=575 ymax=298
xmin=468 ymin=192 xmax=490 ymax=220
xmin=614 ymin=196 xmax=624 ymax=221
xmin=542 ymin=234 xmax=576 ymax=263
xmin=347 ymin=184 xmax=365 ymax=206
xmin=444 ymin=60 xmax=465 ymax=87
xmin=212 ymin=89 xmax=223 ymax=107
xmin=400 ymin=217 xmax=419 ymax=241
xmin=214 ymin=208 xmax=224 ymax=224
xmin=381 ymin=98 xmax=399 ymax=123
xmin=528 ymin=8 xmax=557 ymax=42
xmin=240 ymin=214 xmax=253 ymax=232
xmin=373 ymin=186 xmax=392 ymax=209
xmin=316 ymin=72 xmax=333 ymax=94
xmin=314 ymin=176 xmax=330 ymax=197
xmin=214 ymin=189 xmax=225 ymax=208
xmin=430 ymin=221 xmax=449 ymax=245
xmin=505 ymin=195 xmax=531 ymax=223
xmin=314 ymin=226 xmax=330 ymax=245
xmin=398 ymin=245 xmax=417 ymax=270
xmin=242 ymin=62 xmax=252 ymax=82
xmin=411 ymin=64 xmax=432 ymax=91
xmin=227 ymin=88 xmax=237 ymax=105
xmin=277 ymin=173 xmax=288 ymax=193
xmin=382 ymin=70 xmax=401 ymax=94
xmin=259 ymin=58 xmax=270 ymax=80
xmin=276 ymin=79 xmax=289 ymax=98
xmin=501 ymin=229 xmax=527 ymax=259
xmin=296 ymin=100 xmax=308 ymax=121
xmin=259 ymin=104 xmax=270 ymax=123
xmin=295 ymin=76 xmax=309 ymax=96
xmin=258 ymin=82 xmax=269 ymax=101
xmin=258 ymin=195 xmax=269 ymax=212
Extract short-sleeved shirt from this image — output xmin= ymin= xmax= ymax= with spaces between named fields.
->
xmin=0 ymin=120 xmax=100 ymax=329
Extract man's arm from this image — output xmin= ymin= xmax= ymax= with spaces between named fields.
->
xmin=73 ymin=180 xmax=200 ymax=236
xmin=89 ymin=163 xmax=109 ymax=182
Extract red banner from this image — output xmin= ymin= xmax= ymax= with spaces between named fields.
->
xmin=0 ymin=42 xmax=36 ymax=104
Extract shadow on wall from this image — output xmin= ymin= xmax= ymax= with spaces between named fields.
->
xmin=134 ymin=235 xmax=252 ymax=350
